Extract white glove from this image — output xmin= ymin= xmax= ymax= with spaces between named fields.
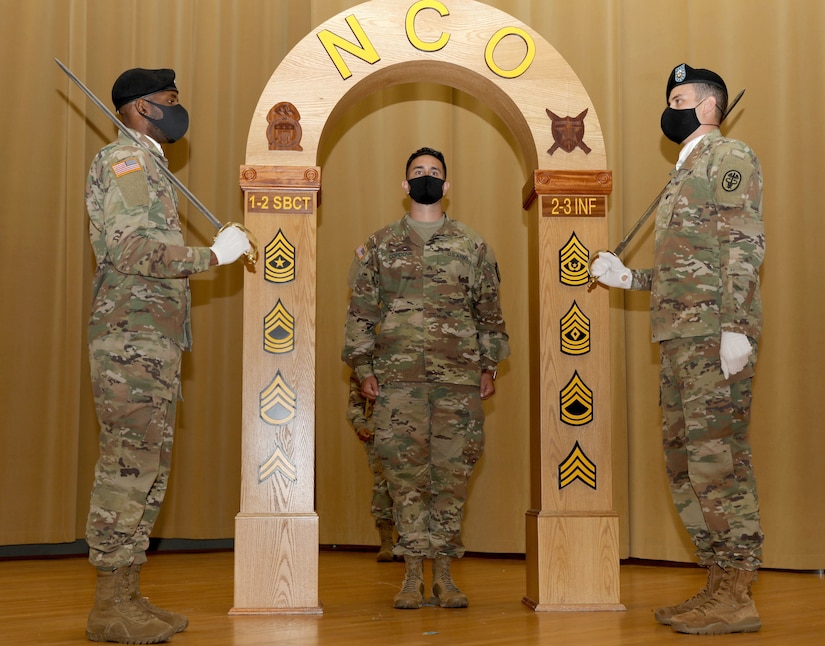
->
xmin=210 ymin=226 xmax=252 ymax=265
xmin=589 ymin=252 xmax=632 ymax=289
xmin=720 ymin=331 xmax=752 ymax=379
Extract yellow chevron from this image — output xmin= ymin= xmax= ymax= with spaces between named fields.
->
xmin=264 ymin=299 xmax=295 ymax=354
xmin=260 ymin=371 xmax=297 ymax=426
xmin=560 ymin=370 xmax=593 ymax=426
xmin=558 ymin=441 xmax=597 ymax=489
xmin=559 ymin=232 xmax=590 ymax=286
xmin=560 ymin=300 xmax=590 ymax=355
xmin=259 ymin=445 xmax=298 ymax=483
xmin=265 ymin=229 xmax=296 ymax=284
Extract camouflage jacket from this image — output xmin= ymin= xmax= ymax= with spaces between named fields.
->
xmin=342 ymin=215 xmax=510 ymax=387
xmin=631 ymin=129 xmax=764 ymax=342
xmin=85 ymin=130 xmax=213 ymax=349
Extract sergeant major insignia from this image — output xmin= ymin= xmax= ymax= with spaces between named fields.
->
xmin=559 ymin=233 xmax=590 ymax=286
xmin=265 ymin=229 xmax=296 ymax=284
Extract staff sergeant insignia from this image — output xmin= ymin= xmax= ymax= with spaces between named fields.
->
xmin=112 ymin=158 xmax=142 ymax=177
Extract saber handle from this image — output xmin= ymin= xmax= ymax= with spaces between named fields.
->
xmin=587 ymin=184 xmax=668 ymax=290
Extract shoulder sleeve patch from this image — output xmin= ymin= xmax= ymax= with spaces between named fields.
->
xmin=113 ymin=163 xmax=150 ymax=208
xmin=715 ymin=156 xmax=753 ymax=207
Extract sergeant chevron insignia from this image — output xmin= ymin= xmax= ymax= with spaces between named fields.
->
xmin=559 ymin=233 xmax=590 ymax=286
xmin=260 ymin=371 xmax=297 ymax=426
xmin=259 ymin=444 xmax=298 ymax=483
xmin=558 ymin=440 xmax=597 ymax=489
xmin=560 ymin=301 xmax=590 ymax=355
xmin=265 ymin=229 xmax=296 ymax=284
xmin=264 ymin=299 xmax=295 ymax=354
xmin=560 ymin=370 xmax=593 ymax=426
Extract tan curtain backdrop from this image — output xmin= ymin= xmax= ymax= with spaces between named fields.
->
xmin=1 ymin=0 xmax=821 ymax=570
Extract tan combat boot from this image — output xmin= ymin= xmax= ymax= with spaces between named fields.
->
xmin=670 ymin=567 xmax=761 ymax=634
xmin=654 ymin=563 xmax=725 ymax=625
xmin=128 ymin=564 xmax=189 ymax=633
xmin=86 ymin=568 xmax=176 ymax=644
xmin=431 ymin=555 xmax=469 ymax=608
xmin=376 ymin=520 xmax=395 ymax=562
xmin=393 ymin=556 xmax=425 ymax=609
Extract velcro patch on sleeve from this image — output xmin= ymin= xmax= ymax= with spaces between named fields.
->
xmin=114 ymin=167 xmax=150 ymax=208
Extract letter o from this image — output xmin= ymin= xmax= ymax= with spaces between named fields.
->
xmin=484 ymin=27 xmax=535 ymax=79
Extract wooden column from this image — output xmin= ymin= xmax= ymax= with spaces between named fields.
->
xmin=230 ymin=165 xmax=323 ymax=615
xmin=522 ymin=170 xmax=623 ymax=611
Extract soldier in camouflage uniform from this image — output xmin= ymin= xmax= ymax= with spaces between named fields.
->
xmin=346 ymin=372 xmax=397 ymax=561
xmin=591 ymin=64 xmax=764 ymax=635
xmin=342 ymin=147 xmax=509 ymax=610
xmin=84 ymin=68 xmax=251 ymax=644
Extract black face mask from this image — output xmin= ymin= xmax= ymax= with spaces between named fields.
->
xmin=407 ymin=175 xmax=445 ymax=205
xmin=143 ymin=101 xmax=189 ymax=143
xmin=659 ymin=106 xmax=702 ymax=144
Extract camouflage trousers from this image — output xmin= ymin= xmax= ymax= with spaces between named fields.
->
xmin=86 ymin=332 xmax=182 ymax=570
xmin=372 ymin=382 xmax=484 ymax=559
xmin=660 ymin=336 xmax=763 ymax=570
xmin=362 ymin=437 xmax=394 ymax=524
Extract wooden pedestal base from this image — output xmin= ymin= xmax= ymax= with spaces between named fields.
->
xmin=523 ymin=511 xmax=624 ymax=611
xmin=230 ymin=513 xmax=322 ymax=615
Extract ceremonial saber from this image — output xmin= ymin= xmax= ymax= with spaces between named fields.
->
xmin=587 ymin=88 xmax=746 ymax=289
xmin=55 ymin=58 xmax=258 ymax=264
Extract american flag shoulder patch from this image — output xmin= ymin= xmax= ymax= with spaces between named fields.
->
xmin=112 ymin=158 xmax=142 ymax=177
xmin=355 ymin=243 xmax=366 ymax=260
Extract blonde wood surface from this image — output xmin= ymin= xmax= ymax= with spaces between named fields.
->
xmin=242 ymin=0 xmax=614 ymax=610
xmin=237 ymin=166 xmax=321 ymax=612
xmin=3 ymin=550 xmax=822 ymax=645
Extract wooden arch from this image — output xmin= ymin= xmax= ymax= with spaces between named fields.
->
xmin=233 ymin=0 xmax=620 ymax=615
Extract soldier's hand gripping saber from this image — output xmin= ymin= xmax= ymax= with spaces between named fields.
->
xmin=55 ymin=58 xmax=258 ymax=267
xmin=587 ymin=89 xmax=745 ymax=290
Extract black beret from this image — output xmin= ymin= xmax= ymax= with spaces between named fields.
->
xmin=666 ymin=63 xmax=727 ymax=100
xmin=112 ymin=68 xmax=178 ymax=110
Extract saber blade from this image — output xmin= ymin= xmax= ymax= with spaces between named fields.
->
xmin=55 ymin=58 xmax=223 ymax=231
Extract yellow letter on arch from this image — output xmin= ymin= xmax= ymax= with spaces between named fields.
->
xmin=317 ymin=14 xmax=381 ymax=80
xmin=406 ymin=0 xmax=450 ymax=52
xmin=485 ymin=26 xmax=535 ymax=79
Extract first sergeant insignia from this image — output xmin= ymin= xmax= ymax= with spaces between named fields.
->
xmin=560 ymin=301 xmax=591 ymax=356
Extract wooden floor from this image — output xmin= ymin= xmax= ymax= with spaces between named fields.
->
xmin=3 ymin=549 xmax=823 ymax=645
